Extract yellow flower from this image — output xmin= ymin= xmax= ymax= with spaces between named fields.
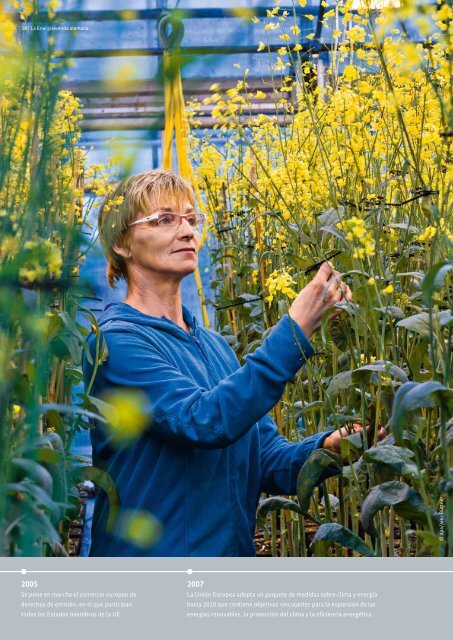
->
xmin=398 ymin=293 xmax=409 ymax=307
xmin=337 ymin=217 xmax=375 ymax=258
xmin=347 ymin=26 xmax=366 ymax=43
xmin=437 ymin=4 xmax=452 ymax=22
xmin=47 ymin=0 xmax=60 ymax=19
xmin=381 ymin=284 xmax=394 ymax=295
xmin=264 ymin=269 xmax=298 ymax=304
xmin=0 ymin=18 xmax=16 ymax=47
xmin=418 ymin=226 xmax=437 ymax=242
xmin=257 ymin=42 xmax=266 ymax=52
xmin=343 ymin=65 xmax=359 ymax=81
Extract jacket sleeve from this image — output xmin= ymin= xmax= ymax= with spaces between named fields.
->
xmin=89 ymin=314 xmax=315 ymax=450
xmin=258 ymin=413 xmax=342 ymax=495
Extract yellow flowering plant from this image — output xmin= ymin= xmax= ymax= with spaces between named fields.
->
xmin=189 ymin=0 xmax=453 ymax=557
xmin=0 ymin=2 xmax=119 ymax=557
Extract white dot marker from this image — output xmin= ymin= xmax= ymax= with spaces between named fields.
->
xmin=187 ymin=569 xmax=193 ymax=575
xmin=21 ymin=569 xmax=26 ymax=575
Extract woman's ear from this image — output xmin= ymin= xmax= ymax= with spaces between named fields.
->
xmin=113 ymin=242 xmax=131 ymax=260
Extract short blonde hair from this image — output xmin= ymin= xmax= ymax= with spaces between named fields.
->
xmin=98 ymin=169 xmax=195 ymax=288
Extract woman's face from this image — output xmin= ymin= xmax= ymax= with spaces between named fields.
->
xmin=118 ymin=199 xmax=200 ymax=282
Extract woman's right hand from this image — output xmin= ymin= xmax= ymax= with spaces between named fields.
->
xmin=288 ymin=261 xmax=352 ymax=340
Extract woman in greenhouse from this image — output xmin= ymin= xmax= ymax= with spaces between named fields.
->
xmin=82 ymin=168 xmax=385 ymax=557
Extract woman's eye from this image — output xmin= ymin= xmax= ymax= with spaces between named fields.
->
xmin=157 ymin=215 xmax=173 ymax=225
xmin=187 ymin=216 xmax=197 ymax=226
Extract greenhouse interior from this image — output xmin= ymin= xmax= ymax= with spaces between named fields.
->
xmin=0 ymin=0 xmax=452 ymax=558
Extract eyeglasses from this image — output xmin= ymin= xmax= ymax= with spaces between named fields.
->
xmin=128 ymin=211 xmax=205 ymax=231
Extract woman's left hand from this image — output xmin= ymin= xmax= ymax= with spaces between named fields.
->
xmin=322 ymin=422 xmax=387 ymax=463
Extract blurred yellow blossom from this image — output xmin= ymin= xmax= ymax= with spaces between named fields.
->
xmin=418 ymin=226 xmax=437 ymax=242
xmin=337 ymin=217 xmax=375 ymax=259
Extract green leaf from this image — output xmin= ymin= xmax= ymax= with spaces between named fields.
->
xmin=340 ymin=431 xmax=363 ymax=458
xmin=64 ymin=366 xmax=84 ymax=385
xmin=406 ymin=342 xmax=430 ymax=382
xmin=7 ymin=503 xmax=61 ymax=549
xmin=389 ymin=223 xmax=418 ymax=233
xmin=58 ymin=311 xmax=83 ymax=338
xmin=313 ymin=206 xmax=345 ymax=243
xmin=285 ymin=253 xmax=311 ymax=269
xmin=34 ymin=448 xmax=63 ymax=464
xmin=294 ymin=400 xmax=324 ymax=416
xmin=320 ymin=494 xmax=340 ymax=511
xmin=81 ymin=394 xmax=115 ymax=418
xmin=373 ymin=305 xmax=405 ymax=320
xmin=324 ymin=371 xmax=353 ymax=404
xmin=43 ymin=431 xmax=65 ymax=456
xmin=391 ymin=381 xmax=453 ymax=445
xmin=11 ymin=458 xmax=54 ymax=495
xmin=318 ymin=225 xmax=347 ymax=244
xmin=242 ymin=339 xmax=263 ymax=356
xmin=40 ymin=403 xmax=111 ymax=426
xmin=421 ymin=261 xmax=453 ymax=306
xmin=396 ymin=311 xmax=452 ymax=339
xmin=360 ymin=481 xmax=442 ymax=537
xmin=42 ymin=432 xmax=67 ymax=507
xmin=353 ymin=361 xmax=409 ymax=384
xmin=45 ymin=409 xmax=66 ymax=442
xmin=69 ymin=466 xmax=120 ymax=531
xmin=310 ymin=523 xmax=374 ymax=557
xmin=313 ymin=206 xmax=345 ymax=230
xmin=326 ymin=313 xmax=358 ymax=352
xmin=363 ymin=445 xmax=418 ymax=477
xmin=256 ymin=497 xmax=320 ymax=526
xmin=324 ymin=359 xmax=405 ymax=406
xmin=7 ymin=480 xmax=65 ymax=520
xmin=296 ymin=449 xmax=343 ymax=512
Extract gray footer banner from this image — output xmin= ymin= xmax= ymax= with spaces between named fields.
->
xmin=1 ymin=557 xmax=451 ymax=640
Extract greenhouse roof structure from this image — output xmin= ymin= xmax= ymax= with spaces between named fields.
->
xmin=12 ymin=0 xmax=436 ymax=132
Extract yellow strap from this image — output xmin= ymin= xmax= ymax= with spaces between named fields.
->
xmin=162 ymin=52 xmax=174 ymax=170
xmin=162 ymin=51 xmax=210 ymax=329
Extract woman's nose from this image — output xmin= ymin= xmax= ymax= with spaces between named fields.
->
xmin=177 ymin=218 xmax=195 ymax=236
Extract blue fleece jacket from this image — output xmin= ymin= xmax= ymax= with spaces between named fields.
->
xmin=82 ymin=302 xmax=338 ymax=557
